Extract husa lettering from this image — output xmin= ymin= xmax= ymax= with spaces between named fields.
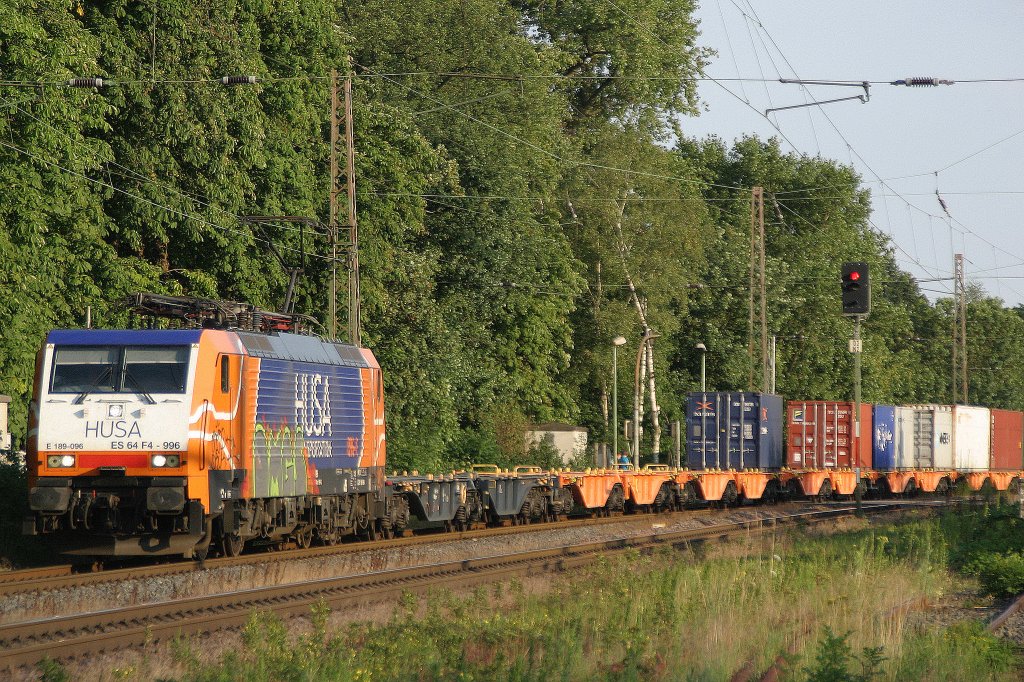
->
xmin=84 ymin=420 xmax=143 ymax=439
xmin=294 ymin=373 xmax=332 ymax=437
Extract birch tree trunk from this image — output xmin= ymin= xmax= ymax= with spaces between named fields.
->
xmin=644 ymin=341 xmax=661 ymax=455
xmin=614 ymin=198 xmax=662 ymax=459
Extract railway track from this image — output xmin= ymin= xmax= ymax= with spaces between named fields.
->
xmin=0 ymin=500 xmax=946 ymax=672
xmin=0 ymin=506 xmax=730 ymax=598
xmin=0 ymin=499 xmax=934 ymax=598
xmin=988 ymin=593 xmax=1024 ymax=634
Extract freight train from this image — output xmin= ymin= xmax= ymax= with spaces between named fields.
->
xmin=22 ymin=294 xmax=1024 ymax=562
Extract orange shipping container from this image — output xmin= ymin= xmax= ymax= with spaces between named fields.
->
xmin=786 ymin=401 xmax=873 ymax=470
xmin=991 ymin=409 xmax=1024 ymax=471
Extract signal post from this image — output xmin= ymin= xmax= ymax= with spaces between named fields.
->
xmin=841 ymin=262 xmax=870 ymax=514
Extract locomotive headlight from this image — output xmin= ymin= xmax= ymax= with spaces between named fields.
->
xmin=151 ymin=454 xmax=167 ymax=468
xmin=47 ymin=455 xmax=62 ymax=468
xmin=107 ymin=404 xmax=123 ymax=418
xmin=60 ymin=455 xmax=75 ymax=468
xmin=165 ymin=455 xmax=180 ymax=467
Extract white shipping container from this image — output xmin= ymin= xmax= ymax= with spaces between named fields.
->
xmin=893 ymin=407 xmax=915 ymax=469
xmin=895 ymin=405 xmax=954 ymax=470
xmin=953 ymin=405 xmax=991 ymax=471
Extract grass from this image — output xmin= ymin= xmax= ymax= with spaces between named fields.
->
xmin=57 ymin=506 xmax=1020 ymax=681
xmin=17 ymin=502 xmax=1024 ymax=681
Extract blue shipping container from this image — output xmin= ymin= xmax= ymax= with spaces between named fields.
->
xmin=685 ymin=392 xmax=784 ymax=470
xmin=872 ymin=405 xmax=896 ymax=470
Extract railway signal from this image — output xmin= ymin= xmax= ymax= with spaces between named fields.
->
xmin=841 ymin=262 xmax=870 ymax=316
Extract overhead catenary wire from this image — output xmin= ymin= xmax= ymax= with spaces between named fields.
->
xmin=7 ymin=72 xmax=1024 ymax=88
xmin=11 ymin=51 xmax=1020 ymax=295
xmin=351 ymin=59 xmax=756 ymax=193
xmin=8 ymin=101 xmax=317 ymax=241
xmin=707 ymin=2 xmax=1024 ymax=294
xmin=0 ymin=138 xmax=337 ymax=263
xmin=603 ymin=0 xmax=954 ymax=288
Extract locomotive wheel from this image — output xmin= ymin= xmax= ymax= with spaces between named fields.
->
xmin=295 ymin=527 xmax=313 ymax=549
xmin=221 ymin=533 xmax=244 ymax=558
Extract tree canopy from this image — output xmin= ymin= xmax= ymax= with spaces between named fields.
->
xmin=0 ymin=0 xmax=1019 ymax=469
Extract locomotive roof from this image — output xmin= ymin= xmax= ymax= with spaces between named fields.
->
xmin=235 ymin=331 xmax=369 ymax=367
xmin=47 ymin=329 xmax=204 ymax=345
xmin=46 ymin=329 xmax=370 ymax=368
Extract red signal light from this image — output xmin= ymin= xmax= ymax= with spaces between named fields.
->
xmin=849 ymin=271 xmax=860 ymax=281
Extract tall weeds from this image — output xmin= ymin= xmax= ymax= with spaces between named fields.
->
xmin=133 ymin=510 xmax=1024 ymax=681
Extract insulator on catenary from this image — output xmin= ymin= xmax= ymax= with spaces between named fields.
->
xmin=891 ymin=77 xmax=955 ymax=87
xmin=220 ymin=75 xmax=258 ymax=85
xmin=66 ymin=77 xmax=104 ymax=88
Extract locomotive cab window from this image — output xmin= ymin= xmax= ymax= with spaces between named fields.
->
xmin=51 ymin=345 xmax=189 ymax=395
xmin=123 ymin=347 xmax=189 ymax=394
xmin=51 ymin=347 xmax=118 ymax=393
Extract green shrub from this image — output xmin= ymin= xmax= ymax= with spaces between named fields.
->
xmin=800 ymin=627 xmax=884 ymax=682
xmin=967 ymin=552 xmax=1024 ymax=597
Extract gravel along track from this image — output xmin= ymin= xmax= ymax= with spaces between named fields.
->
xmin=0 ymin=501 xmax=946 ymax=675
xmin=987 ymin=592 xmax=1024 ymax=644
xmin=0 ymin=501 xmax=943 ymax=626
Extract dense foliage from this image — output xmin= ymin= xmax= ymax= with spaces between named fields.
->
xmin=2 ymin=0 xmax=1022 ymax=469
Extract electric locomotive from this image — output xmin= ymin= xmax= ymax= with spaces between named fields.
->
xmin=23 ymin=294 xmax=406 ymax=560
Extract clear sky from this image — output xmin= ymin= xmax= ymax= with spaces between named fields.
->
xmin=684 ymin=1 xmax=1024 ymax=305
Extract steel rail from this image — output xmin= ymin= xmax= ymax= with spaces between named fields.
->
xmin=0 ymin=506 xmax=729 ymax=597
xmin=987 ymin=593 xmax=1024 ymax=632
xmin=0 ymin=501 xmax=941 ymax=671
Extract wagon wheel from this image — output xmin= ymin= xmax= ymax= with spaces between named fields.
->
xmin=903 ymin=479 xmax=918 ymax=498
xmin=785 ymin=478 xmax=804 ymax=501
xmin=817 ymin=478 xmax=833 ymax=502
xmin=319 ymin=528 xmax=340 ymax=545
xmin=721 ymin=481 xmax=739 ymax=508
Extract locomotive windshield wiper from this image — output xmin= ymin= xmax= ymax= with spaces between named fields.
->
xmin=122 ymin=368 xmax=157 ymax=405
xmin=72 ymin=365 xmax=114 ymax=405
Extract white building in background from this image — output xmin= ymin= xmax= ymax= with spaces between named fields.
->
xmin=0 ymin=395 xmax=10 ymax=451
xmin=525 ymin=423 xmax=588 ymax=465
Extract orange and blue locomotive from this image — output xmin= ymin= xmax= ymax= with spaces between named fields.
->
xmin=24 ymin=294 xmax=402 ymax=559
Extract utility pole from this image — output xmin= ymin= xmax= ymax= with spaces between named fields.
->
xmin=344 ymin=68 xmax=361 ymax=347
xmin=748 ymin=187 xmax=767 ymax=391
xmin=952 ymin=253 xmax=967 ymax=403
xmin=329 ymin=65 xmax=362 ymax=345
xmin=329 ymin=70 xmax=340 ymax=341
